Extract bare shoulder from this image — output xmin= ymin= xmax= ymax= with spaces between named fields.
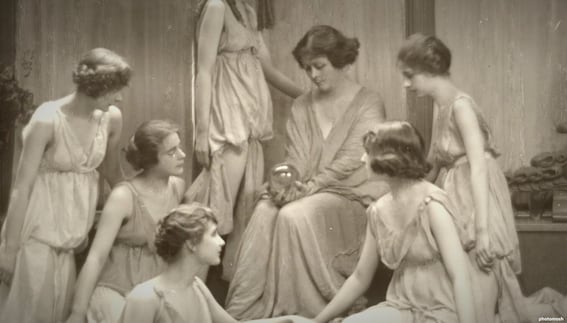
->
xmin=126 ymin=278 xmax=160 ymax=306
xmin=103 ymin=183 xmax=134 ymax=218
xmin=22 ymin=102 xmax=60 ymax=141
xmin=105 ymin=105 xmax=123 ymax=130
xmin=203 ymin=0 xmax=226 ymax=14
xmin=29 ymin=101 xmax=59 ymax=124
xmin=452 ymin=94 xmax=475 ymax=114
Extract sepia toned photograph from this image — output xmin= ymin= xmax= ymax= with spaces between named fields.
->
xmin=0 ymin=1 xmax=566 ymax=322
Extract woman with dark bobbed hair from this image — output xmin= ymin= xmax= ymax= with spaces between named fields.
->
xmin=225 ymin=25 xmax=387 ymax=319
xmin=397 ymin=33 xmax=523 ymax=322
xmin=119 ymin=203 xmax=311 ymax=323
xmin=397 ymin=33 xmax=567 ymax=323
xmin=0 ymin=48 xmax=130 ymax=323
xmin=65 ymin=120 xmax=185 ymax=323
xmin=315 ymin=121 xmax=476 ymax=323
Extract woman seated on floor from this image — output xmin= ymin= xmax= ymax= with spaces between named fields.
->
xmin=314 ymin=121 xmax=477 ymax=323
xmin=225 ymin=25 xmax=388 ymax=320
xmin=119 ymin=203 xmax=311 ymax=323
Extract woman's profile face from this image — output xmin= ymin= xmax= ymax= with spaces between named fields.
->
xmin=400 ymin=65 xmax=429 ymax=98
xmin=154 ymin=133 xmax=186 ymax=176
xmin=96 ymin=89 xmax=124 ymax=111
xmin=194 ymin=222 xmax=225 ymax=266
xmin=301 ymin=55 xmax=343 ymax=93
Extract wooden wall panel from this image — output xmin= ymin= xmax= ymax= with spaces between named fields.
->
xmin=15 ymin=0 xmax=196 ymax=179
xmin=14 ymin=0 xmax=406 ymax=181
xmin=260 ymin=0 xmax=407 ymax=170
xmin=436 ymin=0 xmax=567 ymax=171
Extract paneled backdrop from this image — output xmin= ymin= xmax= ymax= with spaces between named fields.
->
xmin=15 ymin=0 xmax=196 ymax=179
xmin=261 ymin=0 xmax=407 ymax=169
xmin=14 ymin=0 xmax=566 ymax=177
xmin=14 ymin=0 xmax=408 ymax=181
xmin=437 ymin=0 xmax=567 ymax=171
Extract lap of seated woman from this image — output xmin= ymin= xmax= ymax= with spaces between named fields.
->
xmin=225 ymin=25 xmax=388 ymax=320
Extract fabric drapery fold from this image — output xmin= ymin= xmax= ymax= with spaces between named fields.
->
xmin=257 ymin=0 xmax=274 ymax=30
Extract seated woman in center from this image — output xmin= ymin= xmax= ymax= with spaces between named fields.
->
xmin=225 ymin=25 xmax=387 ymax=319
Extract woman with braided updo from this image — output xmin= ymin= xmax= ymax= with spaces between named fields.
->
xmin=65 ymin=120 xmax=186 ymax=323
xmin=0 ymin=48 xmax=130 ymax=323
xmin=119 ymin=203 xmax=312 ymax=323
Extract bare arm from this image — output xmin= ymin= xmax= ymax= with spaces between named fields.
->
xmin=256 ymin=35 xmax=302 ymax=99
xmin=194 ymin=0 xmax=225 ymax=168
xmin=66 ymin=185 xmax=132 ymax=321
xmin=0 ymin=105 xmax=53 ymax=277
xmin=98 ymin=105 xmax=123 ymax=187
xmin=453 ymin=99 xmax=492 ymax=271
xmin=314 ymin=224 xmax=379 ymax=323
xmin=428 ymin=202 xmax=476 ymax=323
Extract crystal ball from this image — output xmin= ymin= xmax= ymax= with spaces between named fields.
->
xmin=268 ymin=163 xmax=299 ymax=192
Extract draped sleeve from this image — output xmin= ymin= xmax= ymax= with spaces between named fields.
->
xmin=310 ymin=92 xmax=385 ymax=191
xmin=285 ymin=89 xmax=386 ymax=198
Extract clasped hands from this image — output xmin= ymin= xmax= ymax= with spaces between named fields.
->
xmin=268 ymin=181 xmax=312 ymax=207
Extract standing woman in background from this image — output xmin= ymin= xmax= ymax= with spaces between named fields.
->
xmin=0 ymin=48 xmax=130 ymax=323
xmin=185 ymin=0 xmax=302 ymax=281
xmin=65 ymin=120 xmax=185 ymax=323
xmin=397 ymin=34 xmax=523 ymax=322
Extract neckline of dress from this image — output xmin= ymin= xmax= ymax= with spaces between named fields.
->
xmin=126 ymin=179 xmax=172 ymax=224
xmin=309 ymin=86 xmax=365 ymax=141
xmin=57 ymin=108 xmax=104 ymax=157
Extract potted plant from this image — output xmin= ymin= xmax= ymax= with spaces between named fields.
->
xmin=0 ymin=63 xmax=36 ymax=217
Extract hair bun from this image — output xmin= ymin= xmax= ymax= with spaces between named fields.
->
xmin=124 ymin=135 xmax=143 ymax=170
xmin=349 ymin=37 xmax=360 ymax=51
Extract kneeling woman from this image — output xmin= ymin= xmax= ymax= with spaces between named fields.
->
xmin=314 ymin=121 xmax=476 ymax=323
xmin=66 ymin=120 xmax=185 ymax=323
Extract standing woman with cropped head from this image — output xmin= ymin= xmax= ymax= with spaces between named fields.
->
xmin=0 ymin=48 xmax=130 ymax=323
xmin=397 ymin=34 xmax=523 ymax=322
xmin=185 ymin=0 xmax=303 ymax=280
xmin=65 ymin=120 xmax=186 ymax=323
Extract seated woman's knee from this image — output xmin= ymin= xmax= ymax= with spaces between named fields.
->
xmin=254 ymin=198 xmax=277 ymax=216
xmin=278 ymin=197 xmax=316 ymax=224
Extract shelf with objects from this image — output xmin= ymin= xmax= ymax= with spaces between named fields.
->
xmin=507 ymin=124 xmax=567 ymax=294
xmin=508 ymin=128 xmax=567 ymax=232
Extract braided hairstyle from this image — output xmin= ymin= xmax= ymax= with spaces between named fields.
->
xmin=154 ymin=203 xmax=218 ymax=263
xmin=72 ymin=48 xmax=131 ymax=98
